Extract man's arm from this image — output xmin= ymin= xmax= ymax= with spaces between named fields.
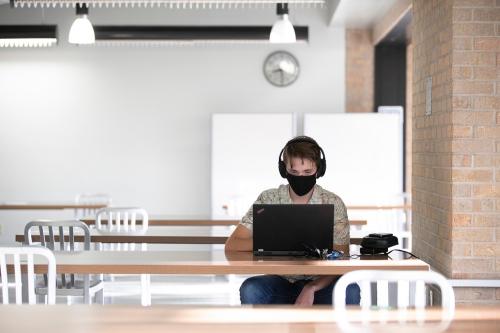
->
xmin=334 ymin=194 xmax=350 ymax=256
xmin=334 ymin=243 xmax=349 ymax=256
xmin=225 ymin=224 xmax=252 ymax=252
xmin=225 ymin=191 xmax=266 ymax=252
xmin=295 ymin=276 xmax=337 ymax=306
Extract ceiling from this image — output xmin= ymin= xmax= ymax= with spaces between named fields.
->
xmin=1 ymin=0 xmax=325 ymax=6
xmin=330 ymin=0 xmax=399 ymax=28
xmin=1 ymin=0 xmax=400 ymax=30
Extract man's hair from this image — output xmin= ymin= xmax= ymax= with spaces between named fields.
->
xmin=283 ymin=140 xmax=322 ymax=168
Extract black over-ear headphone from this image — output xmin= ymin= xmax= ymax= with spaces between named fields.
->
xmin=278 ymin=136 xmax=327 ymax=178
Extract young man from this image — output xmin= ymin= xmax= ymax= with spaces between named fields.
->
xmin=225 ymin=136 xmax=360 ymax=306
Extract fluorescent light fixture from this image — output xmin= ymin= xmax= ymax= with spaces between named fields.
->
xmin=68 ymin=4 xmax=95 ymax=44
xmin=0 ymin=25 xmax=57 ymax=47
xmin=270 ymin=3 xmax=296 ymax=43
xmin=93 ymin=26 xmax=308 ymax=45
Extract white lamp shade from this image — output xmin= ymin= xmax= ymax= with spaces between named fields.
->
xmin=269 ymin=14 xmax=296 ymax=43
xmin=68 ymin=15 xmax=95 ymax=44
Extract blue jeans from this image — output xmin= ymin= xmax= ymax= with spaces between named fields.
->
xmin=240 ymin=275 xmax=360 ymax=305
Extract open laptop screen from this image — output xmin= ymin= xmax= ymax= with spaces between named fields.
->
xmin=253 ymin=204 xmax=334 ymax=256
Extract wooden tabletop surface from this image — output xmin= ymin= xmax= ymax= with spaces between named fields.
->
xmin=0 ymin=203 xmax=410 ymax=211
xmin=16 ymin=227 xmax=366 ymax=245
xmin=347 ymin=205 xmax=411 ymax=210
xmin=7 ymin=250 xmax=429 ymax=275
xmin=17 ymin=226 xmax=230 ymax=244
xmin=0 ymin=305 xmax=497 ymax=333
xmin=0 ymin=203 xmax=108 ymax=210
xmin=17 ymin=235 xmax=364 ymax=245
xmin=80 ymin=216 xmax=368 ymax=226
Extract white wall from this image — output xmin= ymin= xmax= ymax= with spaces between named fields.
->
xmin=0 ymin=5 xmax=345 ymax=244
xmin=211 ymin=113 xmax=295 ymax=219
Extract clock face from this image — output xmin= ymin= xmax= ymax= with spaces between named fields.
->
xmin=263 ymin=51 xmax=300 ymax=87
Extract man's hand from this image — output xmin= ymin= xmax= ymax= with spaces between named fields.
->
xmin=294 ymin=283 xmax=317 ymax=306
xmin=294 ymin=276 xmax=338 ymax=306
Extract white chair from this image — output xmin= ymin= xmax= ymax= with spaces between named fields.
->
xmin=95 ymin=207 xmax=148 ymax=235
xmin=95 ymin=207 xmax=151 ymax=306
xmin=333 ymin=270 xmax=455 ymax=311
xmin=333 ymin=270 xmax=455 ymax=333
xmin=24 ymin=220 xmax=104 ymax=304
xmin=74 ymin=193 xmax=112 ymax=219
xmin=0 ymin=246 xmax=56 ymax=305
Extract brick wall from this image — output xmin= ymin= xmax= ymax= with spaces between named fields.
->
xmin=412 ymin=0 xmax=455 ymax=276
xmin=450 ymin=0 xmax=500 ymax=304
xmin=412 ymin=0 xmax=500 ymax=304
xmin=346 ymin=29 xmax=374 ymax=113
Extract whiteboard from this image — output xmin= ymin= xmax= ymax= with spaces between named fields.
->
xmin=211 ymin=113 xmax=295 ymax=219
xmin=304 ymin=113 xmax=403 ymax=206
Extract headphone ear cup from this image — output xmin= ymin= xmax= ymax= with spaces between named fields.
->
xmin=317 ymin=159 xmax=326 ymax=178
xmin=278 ymin=160 xmax=287 ymax=178
xmin=316 ymin=147 xmax=327 ymax=178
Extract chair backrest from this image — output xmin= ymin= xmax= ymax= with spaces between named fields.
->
xmin=95 ymin=207 xmax=148 ymax=234
xmin=24 ymin=220 xmax=90 ymax=290
xmin=24 ymin=220 xmax=91 ymax=251
xmin=0 ymin=246 xmax=56 ymax=305
xmin=74 ymin=193 xmax=112 ymax=218
xmin=333 ymin=270 xmax=455 ymax=311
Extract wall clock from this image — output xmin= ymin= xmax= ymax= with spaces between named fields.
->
xmin=263 ymin=51 xmax=300 ymax=87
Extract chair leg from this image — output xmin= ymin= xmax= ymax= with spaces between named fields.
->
xmin=95 ymin=242 xmax=105 ymax=282
xmin=228 ymin=274 xmax=240 ymax=305
xmin=36 ymin=294 xmax=46 ymax=305
xmin=96 ymin=288 xmax=104 ymax=305
xmin=21 ymin=273 xmax=29 ymax=303
xmin=140 ymin=274 xmax=151 ymax=306
xmin=107 ymin=244 xmax=115 ymax=282
xmin=84 ymin=275 xmax=91 ymax=305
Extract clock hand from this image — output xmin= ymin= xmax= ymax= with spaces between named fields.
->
xmin=279 ymin=61 xmax=295 ymax=74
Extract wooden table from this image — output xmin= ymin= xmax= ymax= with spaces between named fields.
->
xmin=17 ymin=227 xmax=230 ymax=244
xmin=0 ymin=305 xmax=497 ymax=333
xmin=16 ymin=227 xmax=365 ymax=245
xmin=80 ymin=216 xmax=368 ymax=227
xmin=347 ymin=205 xmax=411 ymax=210
xmin=9 ymin=250 xmax=429 ymax=275
xmin=0 ymin=203 xmax=107 ymax=210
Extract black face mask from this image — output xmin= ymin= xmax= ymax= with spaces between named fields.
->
xmin=286 ymin=174 xmax=316 ymax=196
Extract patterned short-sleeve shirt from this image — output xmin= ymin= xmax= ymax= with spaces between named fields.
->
xmin=240 ymin=184 xmax=350 ymax=282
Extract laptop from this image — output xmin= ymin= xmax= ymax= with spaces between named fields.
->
xmin=253 ymin=204 xmax=334 ymax=256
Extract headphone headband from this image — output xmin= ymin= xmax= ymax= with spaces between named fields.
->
xmin=278 ymin=136 xmax=326 ymax=178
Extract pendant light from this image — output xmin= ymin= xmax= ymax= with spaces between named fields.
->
xmin=92 ymin=25 xmax=308 ymax=45
xmin=68 ymin=4 xmax=95 ymax=44
xmin=269 ymin=3 xmax=296 ymax=44
xmin=0 ymin=25 xmax=57 ymax=47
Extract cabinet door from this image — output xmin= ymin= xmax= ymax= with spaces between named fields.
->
xmin=304 ymin=112 xmax=403 ymax=206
